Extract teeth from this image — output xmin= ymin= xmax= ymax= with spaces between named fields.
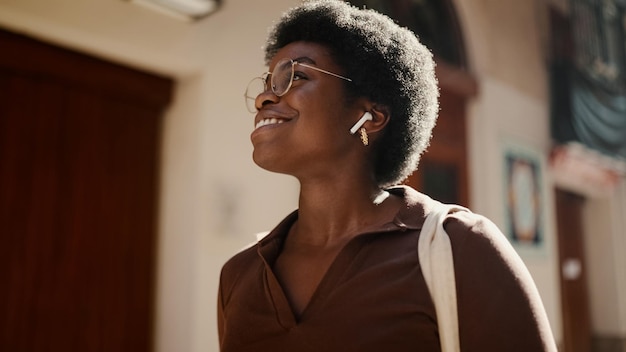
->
xmin=255 ymin=118 xmax=285 ymax=129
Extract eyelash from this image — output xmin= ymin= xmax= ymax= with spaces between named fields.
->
xmin=293 ymin=71 xmax=307 ymax=81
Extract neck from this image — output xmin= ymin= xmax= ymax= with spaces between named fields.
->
xmin=290 ymin=177 xmax=398 ymax=247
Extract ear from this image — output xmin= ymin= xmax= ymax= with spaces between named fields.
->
xmin=364 ymin=105 xmax=391 ymax=135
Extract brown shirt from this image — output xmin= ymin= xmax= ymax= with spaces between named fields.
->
xmin=217 ymin=187 xmax=556 ymax=351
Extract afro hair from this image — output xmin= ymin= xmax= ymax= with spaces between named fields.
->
xmin=264 ymin=0 xmax=439 ymax=188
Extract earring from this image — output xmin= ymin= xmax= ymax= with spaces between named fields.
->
xmin=359 ymin=127 xmax=369 ymax=146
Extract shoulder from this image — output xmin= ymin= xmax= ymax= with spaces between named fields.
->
xmin=442 ymin=210 xmax=530 ymax=287
xmin=442 ymin=210 xmax=557 ymax=350
xmin=221 ymin=210 xmax=298 ymax=281
xmin=443 ymin=210 xmax=517 ymax=261
xmin=219 ymin=244 xmax=259 ymax=296
xmin=219 ymin=211 xmax=297 ymax=296
xmin=221 ymin=244 xmax=258 ymax=274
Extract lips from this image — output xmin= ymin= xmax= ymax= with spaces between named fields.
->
xmin=255 ymin=118 xmax=287 ymax=130
xmin=253 ymin=109 xmax=294 ymax=131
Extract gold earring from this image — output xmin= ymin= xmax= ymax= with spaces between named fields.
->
xmin=359 ymin=127 xmax=369 ymax=146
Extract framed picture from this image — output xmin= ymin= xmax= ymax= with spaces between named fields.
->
xmin=502 ymin=141 xmax=546 ymax=254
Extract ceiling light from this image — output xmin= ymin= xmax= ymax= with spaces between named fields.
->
xmin=129 ymin=0 xmax=221 ymax=21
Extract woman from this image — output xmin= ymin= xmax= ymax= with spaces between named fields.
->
xmin=218 ymin=0 xmax=557 ymax=351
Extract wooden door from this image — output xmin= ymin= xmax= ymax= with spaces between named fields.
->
xmin=0 ymin=30 xmax=172 ymax=351
xmin=555 ymin=189 xmax=592 ymax=352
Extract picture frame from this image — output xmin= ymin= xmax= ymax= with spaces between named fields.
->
xmin=502 ymin=141 xmax=547 ymax=255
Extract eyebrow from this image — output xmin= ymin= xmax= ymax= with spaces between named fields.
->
xmin=292 ymin=56 xmax=316 ymax=65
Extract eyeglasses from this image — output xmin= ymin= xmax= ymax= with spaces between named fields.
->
xmin=244 ymin=58 xmax=352 ymax=113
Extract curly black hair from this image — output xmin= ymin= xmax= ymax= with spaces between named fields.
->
xmin=264 ymin=0 xmax=439 ymax=188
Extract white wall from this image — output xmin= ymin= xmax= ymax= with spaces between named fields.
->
xmin=155 ymin=2 xmax=301 ymax=351
xmin=163 ymin=3 xmax=301 ymax=351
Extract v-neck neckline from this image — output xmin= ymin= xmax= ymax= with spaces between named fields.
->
xmin=258 ymin=220 xmax=410 ymax=327
xmin=258 ymin=225 xmax=367 ymax=327
xmin=255 ymin=186 xmax=432 ymax=328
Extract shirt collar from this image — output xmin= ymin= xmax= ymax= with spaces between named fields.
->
xmin=387 ymin=185 xmax=439 ymax=230
xmin=257 ymin=185 xmax=438 ymax=250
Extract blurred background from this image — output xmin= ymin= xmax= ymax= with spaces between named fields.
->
xmin=0 ymin=0 xmax=625 ymax=351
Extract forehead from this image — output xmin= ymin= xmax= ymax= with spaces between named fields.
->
xmin=268 ymin=41 xmax=340 ymax=71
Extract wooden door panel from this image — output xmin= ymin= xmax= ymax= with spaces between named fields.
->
xmin=555 ymin=189 xmax=592 ymax=352
xmin=0 ymin=30 xmax=172 ymax=352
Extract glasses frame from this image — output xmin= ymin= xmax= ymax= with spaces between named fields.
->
xmin=245 ymin=58 xmax=352 ymax=113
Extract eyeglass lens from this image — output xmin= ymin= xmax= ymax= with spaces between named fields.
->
xmin=245 ymin=77 xmax=266 ymax=113
xmin=272 ymin=59 xmax=294 ymax=96
xmin=244 ymin=59 xmax=295 ymax=113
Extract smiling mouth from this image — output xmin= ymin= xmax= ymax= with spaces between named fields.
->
xmin=255 ymin=118 xmax=287 ymax=129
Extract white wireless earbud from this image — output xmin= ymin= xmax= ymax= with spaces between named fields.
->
xmin=349 ymin=112 xmax=373 ymax=134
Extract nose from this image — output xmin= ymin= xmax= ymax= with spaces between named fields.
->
xmin=255 ymin=89 xmax=279 ymax=110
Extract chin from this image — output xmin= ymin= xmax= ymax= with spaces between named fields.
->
xmin=252 ymin=152 xmax=289 ymax=174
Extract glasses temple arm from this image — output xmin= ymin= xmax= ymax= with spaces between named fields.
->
xmin=297 ymin=63 xmax=352 ymax=82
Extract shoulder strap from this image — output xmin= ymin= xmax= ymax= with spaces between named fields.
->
xmin=418 ymin=202 xmax=469 ymax=352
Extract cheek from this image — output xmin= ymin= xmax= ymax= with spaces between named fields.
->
xmin=293 ymin=91 xmax=351 ymax=129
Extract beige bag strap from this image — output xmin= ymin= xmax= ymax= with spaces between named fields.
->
xmin=418 ymin=202 xmax=468 ymax=352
